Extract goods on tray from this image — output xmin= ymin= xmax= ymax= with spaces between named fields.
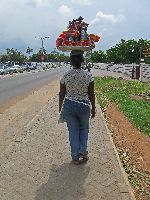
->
xmin=56 ymin=16 xmax=100 ymax=51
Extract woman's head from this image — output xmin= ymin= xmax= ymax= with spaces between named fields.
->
xmin=70 ymin=50 xmax=84 ymax=68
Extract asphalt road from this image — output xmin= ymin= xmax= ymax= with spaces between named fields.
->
xmin=0 ymin=68 xmax=66 ymax=105
xmin=0 ymin=67 xmax=130 ymax=107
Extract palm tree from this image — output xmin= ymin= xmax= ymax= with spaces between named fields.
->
xmin=26 ymin=47 xmax=33 ymax=57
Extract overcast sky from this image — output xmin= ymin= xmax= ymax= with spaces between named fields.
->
xmin=0 ymin=0 xmax=149 ymax=54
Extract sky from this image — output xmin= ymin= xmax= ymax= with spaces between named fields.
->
xmin=0 ymin=0 xmax=149 ymax=54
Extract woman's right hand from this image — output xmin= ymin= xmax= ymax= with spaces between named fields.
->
xmin=91 ymin=107 xmax=96 ymax=118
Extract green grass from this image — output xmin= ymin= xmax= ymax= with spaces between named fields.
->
xmin=94 ymin=77 xmax=150 ymax=136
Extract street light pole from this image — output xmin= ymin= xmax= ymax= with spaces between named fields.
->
xmin=41 ymin=38 xmax=44 ymax=52
xmin=139 ymin=46 xmax=142 ymax=62
xmin=35 ymin=36 xmax=50 ymax=54
xmin=35 ymin=36 xmax=50 ymax=62
xmin=40 ymin=36 xmax=50 ymax=54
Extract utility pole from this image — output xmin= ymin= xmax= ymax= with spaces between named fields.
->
xmin=139 ymin=46 xmax=142 ymax=62
xmin=35 ymin=36 xmax=50 ymax=61
xmin=41 ymin=37 xmax=50 ymax=53
xmin=35 ymin=36 xmax=50 ymax=54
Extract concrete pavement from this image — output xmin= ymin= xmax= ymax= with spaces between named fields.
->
xmin=0 ymin=93 xmax=135 ymax=200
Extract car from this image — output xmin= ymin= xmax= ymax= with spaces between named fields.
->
xmin=19 ymin=63 xmax=29 ymax=71
xmin=6 ymin=64 xmax=20 ymax=74
xmin=0 ymin=65 xmax=8 ymax=75
xmin=26 ymin=62 xmax=37 ymax=71
xmin=26 ymin=65 xmax=37 ymax=71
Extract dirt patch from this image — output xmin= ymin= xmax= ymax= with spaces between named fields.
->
xmin=0 ymin=94 xmax=31 ymax=113
xmin=130 ymin=95 xmax=150 ymax=102
xmin=105 ymin=102 xmax=150 ymax=200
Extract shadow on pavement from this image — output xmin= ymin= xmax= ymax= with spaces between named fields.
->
xmin=35 ymin=162 xmax=90 ymax=200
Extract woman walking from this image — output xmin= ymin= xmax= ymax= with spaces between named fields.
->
xmin=59 ymin=50 xmax=96 ymax=165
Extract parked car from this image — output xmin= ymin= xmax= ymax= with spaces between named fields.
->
xmin=6 ymin=64 xmax=20 ymax=74
xmin=19 ymin=64 xmax=29 ymax=71
xmin=26 ymin=62 xmax=37 ymax=71
xmin=0 ymin=65 xmax=8 ymax=75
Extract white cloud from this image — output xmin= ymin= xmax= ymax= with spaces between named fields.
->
xmin=58 ymin=5 xmax=73 ymax=17
xmin=0 ymin=0 xmax=52 ymax=8
xmin=91 ymin=11 xmax=126 ymax=25
xmin=26 ymin=0 xmax=52 ymax=7
xmin=71 ymin=0 xmax=93 ymax=6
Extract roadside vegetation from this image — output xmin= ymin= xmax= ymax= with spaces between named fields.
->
xmin=95 ymin=77 xmax=150 ymax=199
xmin=91 ymin=38 xmax=150 ymax=64
xmin=0 ymin=38 xmax=149 ymax=65
xmin=94 ymin=77 xmax=150 ymax=136
xmin=0 ymin=47 xmax=69 ymax=65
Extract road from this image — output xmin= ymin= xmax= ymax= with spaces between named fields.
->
xmin=0 ymin=67 xmax=63 ymax=153
xmin=0 ymin=67 xmax=66 ymax=106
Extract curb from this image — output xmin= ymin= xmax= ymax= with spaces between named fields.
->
xmin=96 ymin=101 xmax=136 ymax=200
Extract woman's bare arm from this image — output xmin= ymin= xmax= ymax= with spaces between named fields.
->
xmin=88 ymin=81 xmax=96 ymax=118
xmin=59 ymin=83 xmax=66 ymax=113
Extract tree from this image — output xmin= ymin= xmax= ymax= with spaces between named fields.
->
xmin=30 ymin=51 xmax=69 ymax=62
xmin=26 ymin=47 xmax=33 ymax=56
xmin=1 ymin=48 xmax=27 ymax=64
xmin=106 ymin=39 xmax=150 ymax=64
xmin=91 ymin=50 xmax=107 ymax=63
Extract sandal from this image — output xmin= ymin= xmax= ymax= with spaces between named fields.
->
xmin=79 ymin=153 xmax=89 ymax=162
xmin=72 ymin=160 xmax=80 ymax=165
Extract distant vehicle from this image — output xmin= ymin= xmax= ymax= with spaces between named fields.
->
xmin=31 ymin=62 xmax=37 ymax=67
xmin=0 ymin=65 xmax=8 ymax=75
xmin=26 ymin=65 xmax=37 ymax=71
xmin=19 ymin=64 xmax=29 ymax=71
xmin=6 ymin=64 xmax=20 ymax=73
xmin=26 ymin=62 xmax=37 ymax=71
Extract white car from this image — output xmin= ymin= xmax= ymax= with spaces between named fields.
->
xmin=6 ymin=64 xmax=20 ymax=73
xmin=0 ymin=65 xmax=8 ymax=75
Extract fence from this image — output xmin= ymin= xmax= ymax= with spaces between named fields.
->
xmin=93 ymin=63 xmax=150 ymax=82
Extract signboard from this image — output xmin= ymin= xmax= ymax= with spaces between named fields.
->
xmin=143 ymin=46 xmax=150 ymax=58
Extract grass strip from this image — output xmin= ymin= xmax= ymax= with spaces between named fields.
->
xmin=94 ymin=77 xmax=150 ymax=136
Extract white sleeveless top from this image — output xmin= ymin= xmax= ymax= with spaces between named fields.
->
xmin=60 ymin=68 xmax=94 ymax=101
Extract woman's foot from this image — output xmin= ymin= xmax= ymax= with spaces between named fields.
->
xmin=72 ymin=152 xmax=89 ymax=165
xmin=72 ymin=160 xmax=80 ymax=165
xmin=79 ymin=153 xmax=89 ymax=162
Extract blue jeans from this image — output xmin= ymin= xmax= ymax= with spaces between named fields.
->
xmin=63 ymin=98 xmax=90 ymax=160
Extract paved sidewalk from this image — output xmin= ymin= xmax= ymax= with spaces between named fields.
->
xmin=0 ymin=95 xmax=135 ymax=200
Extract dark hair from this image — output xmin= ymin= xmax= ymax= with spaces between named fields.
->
xmin=70 ymin=54 xmax=84 ymax=69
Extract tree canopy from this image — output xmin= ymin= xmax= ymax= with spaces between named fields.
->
xmin=0 ymin=48 xmax=27 ymax=64
xmin=91 ymin=39 xmax=150 ymax=64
